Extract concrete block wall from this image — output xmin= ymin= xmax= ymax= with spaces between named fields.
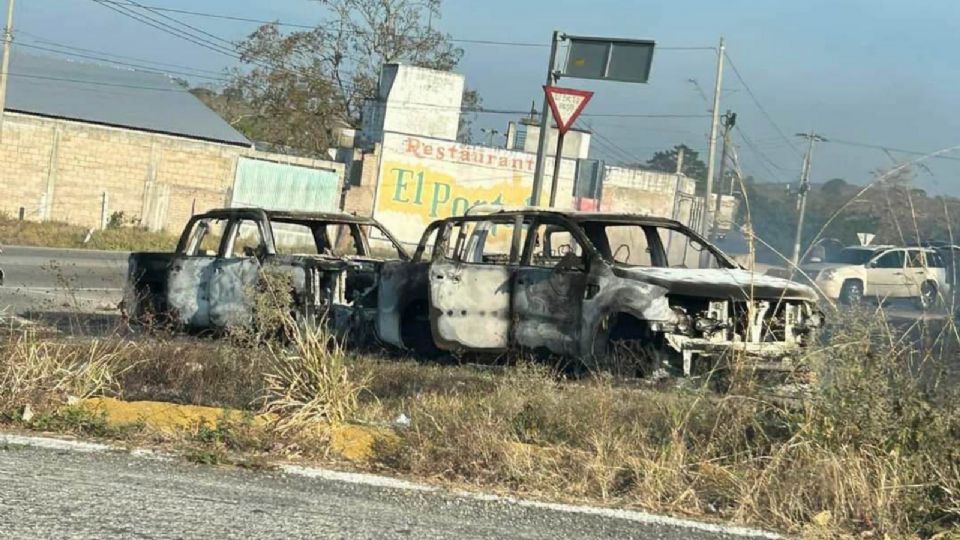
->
xmin=0 ymin=112 xmax=343 ymax=233
xmin=601 ymin=165 xmax=696 ymax=221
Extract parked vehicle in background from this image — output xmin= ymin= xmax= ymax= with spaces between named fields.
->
xmin=802 ymin=245 xmax=946 ymax=308
xmin=377 ymin=209 xmax=823 ymax=377
xmin=124 ymin=208 xmax=408 ymax=334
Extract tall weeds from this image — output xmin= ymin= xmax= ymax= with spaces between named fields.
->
xmin=0 ymin=331 xmax=138 ymax=412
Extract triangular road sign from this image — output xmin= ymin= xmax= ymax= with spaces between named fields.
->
xmin=857 ymin=232 xmax=875 ymax=246
xmin=544 ymin=86 xmax=594 ymax=135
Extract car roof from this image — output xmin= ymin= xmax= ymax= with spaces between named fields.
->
xmin=448 ymin=208 xmax=686 ymax=228
xmin=192 ymin=207 xmax=382 ymax=225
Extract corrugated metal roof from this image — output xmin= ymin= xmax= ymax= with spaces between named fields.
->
xmin=5 ymin=51 xmax=251 ymax=146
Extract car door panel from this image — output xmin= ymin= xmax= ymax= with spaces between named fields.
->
xmin=428 ymin=259 xmax=512 ymax=352
xmin=512 ymin=267 xmax=586 ymax=355
xmin=867 ymin=250 xmax=905 ymax=298
xmin=167 ymin=255 xmax=216 ymax=327
xmin=208 ymin=257 xmax=261 ymax=328
xmin=377 ymin=260 xmax=429 ymax=348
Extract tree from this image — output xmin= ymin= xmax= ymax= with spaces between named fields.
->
xmin=643 ymin=144 xmax=708 ymax=191
xmin=458 ymin=88 xmax=482 ymax=143
xmin=224 ymin=0 xmax=467 ymax=156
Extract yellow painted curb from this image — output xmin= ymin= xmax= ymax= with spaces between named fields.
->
xmin=329 ymin=423 xmax=399 ymax=462
xmin=78 ymin=397 xmax=398 ymax=462
xmin=80 ymin=397 xmax=264 ymax=434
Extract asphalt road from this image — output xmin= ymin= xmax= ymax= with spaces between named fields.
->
xmin=0 ymin=245 xmax=126 ymax=318
xmin=0 ymin=440 xmax=774 ymax=540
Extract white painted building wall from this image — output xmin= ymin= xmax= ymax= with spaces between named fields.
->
xmin=360 ymin=64 xmax=464 ymax=146
xmin=524 ymin=124 xmax=591 ymax=160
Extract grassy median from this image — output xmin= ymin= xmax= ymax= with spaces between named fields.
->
xmin=0 ymin=312 xmax=958 ymax=538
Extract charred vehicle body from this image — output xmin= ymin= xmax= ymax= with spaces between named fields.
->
xmin=124 ymin=208 xmax=408 ymax=333
xmin=377 ymin=210 xmax=823 ymax=376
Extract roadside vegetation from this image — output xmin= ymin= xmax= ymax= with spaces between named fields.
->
xmin=0 ymin=213 xmax=177 ymax=252
xmin=1 ymin=299 xmax=958 ymax=539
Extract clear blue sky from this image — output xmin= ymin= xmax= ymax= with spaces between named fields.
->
xmin=17 ymin=0 xmax=960 ymax=195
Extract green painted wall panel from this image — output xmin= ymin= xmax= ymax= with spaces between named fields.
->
xmin=232 ymin=158 xmax=340 ymax=212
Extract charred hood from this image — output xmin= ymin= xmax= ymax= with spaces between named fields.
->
xmin=614 ymin=267 xmax=818 ymax=302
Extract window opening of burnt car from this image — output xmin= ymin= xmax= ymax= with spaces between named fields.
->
xmin=359 ymin=224 xmax=405 ymax=259
xmin=580 ymin=222 xmax=665 ymax=267
xmin=227 ymin=219 xmax=267 ymax=258
xmin=445 ymin=217 xmax=524 ymax=265
xmin=526 ymin=223 xmax=585 ymax=271
xmin=324 ymin=223 xmax=363 ymax=257
xmin=183 ymin=217 xmax=228 ymax=257
xmin=271 ymin=220 xmax=321 ymax=255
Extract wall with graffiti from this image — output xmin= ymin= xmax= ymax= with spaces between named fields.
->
xmin=373 ymin=132 xmax=580 ymax=246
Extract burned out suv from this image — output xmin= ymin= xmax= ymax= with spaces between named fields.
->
xmin=125 ymin=208 xmax=408 ymax=334
xmin=376 ymin=209 xmax=822 ymax=376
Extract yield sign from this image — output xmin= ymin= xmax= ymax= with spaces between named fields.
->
xmin=543 ymin=85 xmax=594 ymax=135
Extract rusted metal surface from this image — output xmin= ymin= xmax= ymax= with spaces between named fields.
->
xmin=126 ymin=208 xmax=407 ymax=336
xmin=376 ymin=208 xmax=824 ymax=375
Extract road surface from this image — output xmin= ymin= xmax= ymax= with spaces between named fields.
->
xmin=0 ymin=246 xmax=126 ymax=330
xmin=0 ymin=437 xmax=775 ymax=540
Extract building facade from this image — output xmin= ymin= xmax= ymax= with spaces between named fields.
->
xmin=0 ymin=52 xmax=344 ymax=233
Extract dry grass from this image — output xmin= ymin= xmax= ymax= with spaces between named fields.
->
xmin=0 ymin=331 xmax=138 ymax=413
xmin=261 ymin=323 xmax=367 ymax=433
xmin=0 ymin=215 xmax=176 ymax=251
xmin=0 ymin=312 xmax=957 ymax=538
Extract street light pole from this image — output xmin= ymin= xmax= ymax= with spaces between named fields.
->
xmin=530 ymin=31 xmax=562 ymax=207
xmin=0 ymin=0 xmax=15 ymax=142
xmin=790 ymin=131 xmax=827 ymax=267
xmin=700 ymin=37 xmax=725 ymax=238
xmin=708 ymin=110 xmax=736 ymax=242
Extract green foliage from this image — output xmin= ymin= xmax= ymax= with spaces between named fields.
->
xmin=202 ymin=0 xmax=467 ymax=156
xmin=643 ymin=144 xmax=709 ymax=191
xmin=739 ymin=166 xmax=960 ymax=263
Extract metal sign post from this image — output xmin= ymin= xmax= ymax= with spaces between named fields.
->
xmin=529 ymin=32 xmax=655 ymax=208
xmin=543 ymin=86 xmax=593 ymax=207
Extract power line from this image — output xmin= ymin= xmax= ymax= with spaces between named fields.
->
xmin=111 ymin=0 xmax=236 ymax=48
xmin=688 ymin=74 xmax=795 ymax=179
xmin=91 ymin=0 xmax=242 ymax=60
xmin=723 ymin=51 xmax=802 ymax=157
xmin=98 ymin=2 xmax=715 ymax=50
xmin=96 ymin=2 xmax=317 ymax=29
xmin=826 ymin=138 xmax=960 ymax=164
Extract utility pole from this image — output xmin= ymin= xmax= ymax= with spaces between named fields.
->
xmin=530 ymin=31 xmax=562 ymax=207
xmin=790 ymin=131 xmax=827 ymax=267
xmin=709 ymin=110 xmax=736 ymax=242
xmin=700 ymin=37 xmax=725 ymax=238
xmin=0 ymin=0 xmax=14 ymax=141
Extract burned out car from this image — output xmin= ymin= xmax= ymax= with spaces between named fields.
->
xmin=377 ymin=209 xmax=823 ymax=376
xmin=124 ymin=208 xmax=407 ymax=333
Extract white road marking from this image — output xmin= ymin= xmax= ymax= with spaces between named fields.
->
xmin=0 ymin=432 xmax=781 ymax=539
